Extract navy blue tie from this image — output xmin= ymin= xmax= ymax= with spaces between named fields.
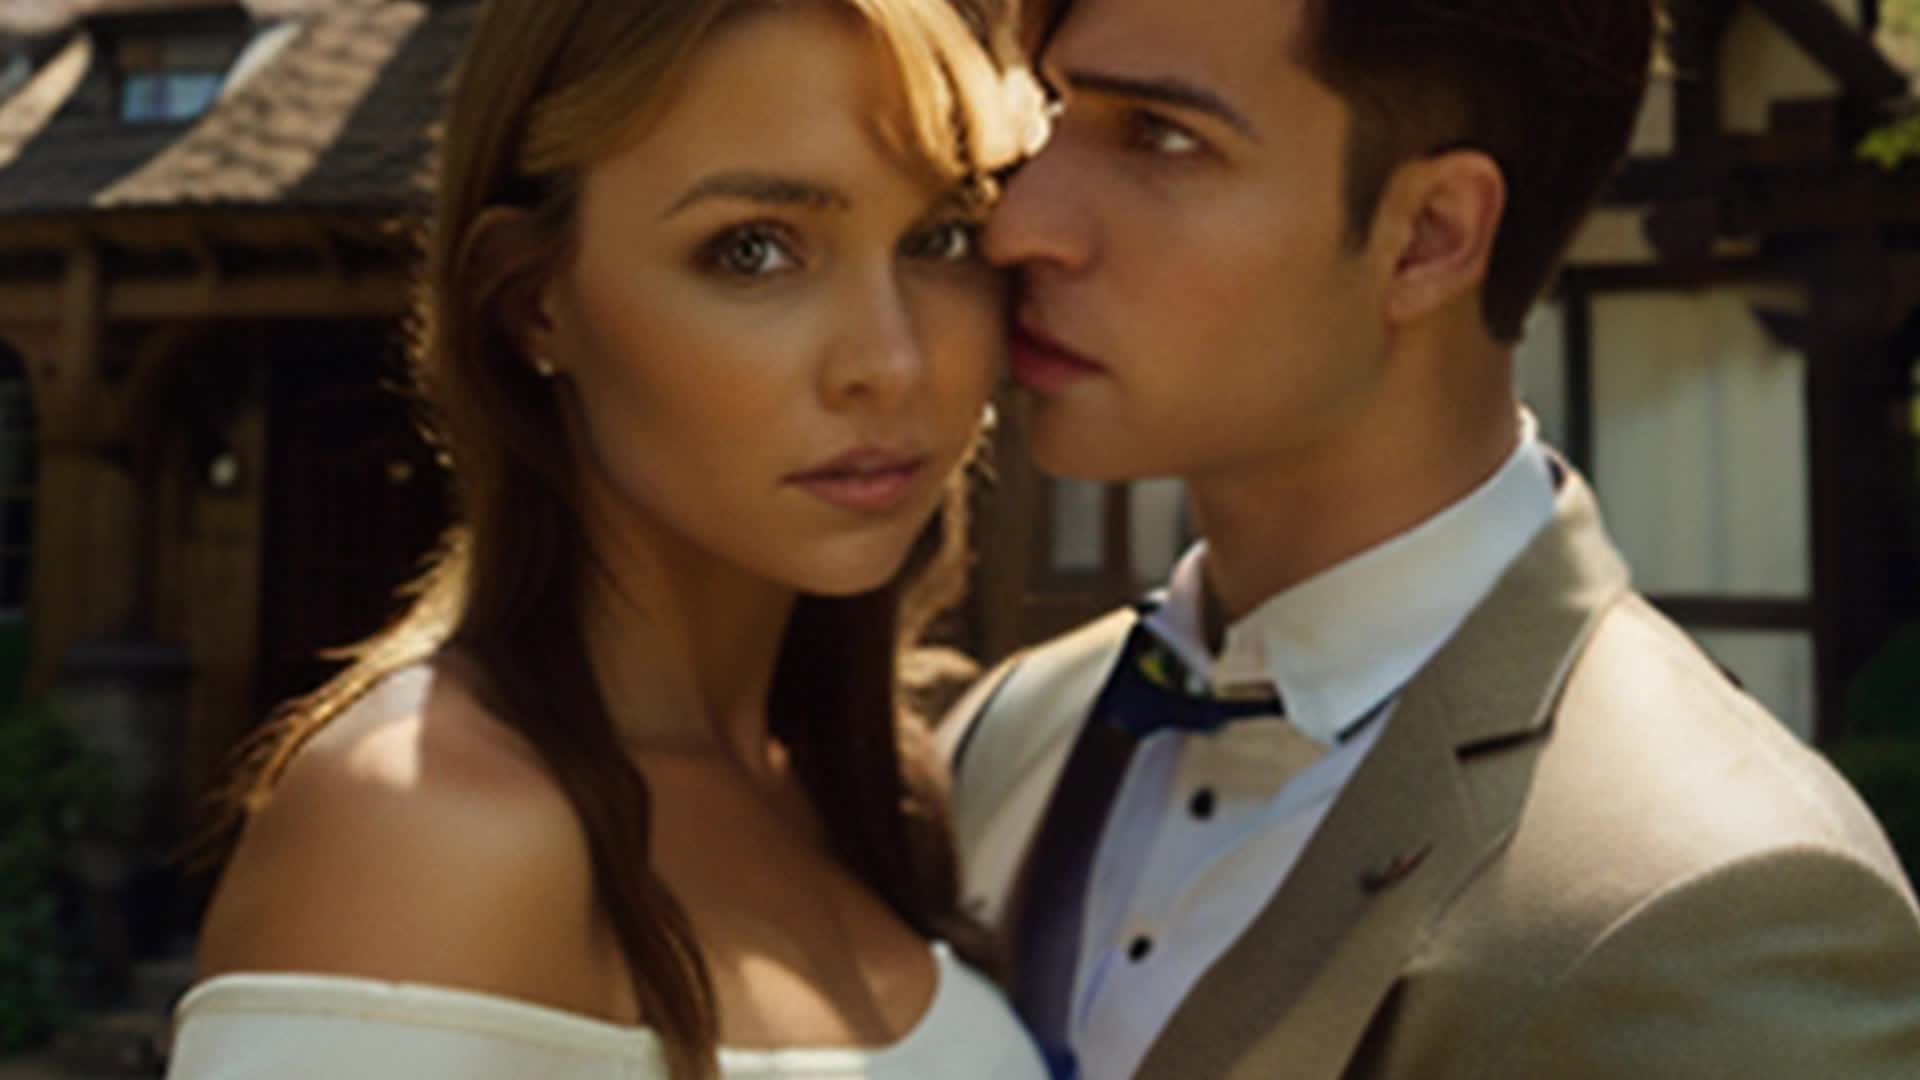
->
xmin=1015 ymin=617 xmax=1284 ymax=1079
xmin=1094 ymin=619 xmax=1283 ymax=738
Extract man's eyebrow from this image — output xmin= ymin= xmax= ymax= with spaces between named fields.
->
xmin=1063 ymin=69 xmax=1258 ymax=140
xmin=664 ymin=171 xmax=852 ymax=219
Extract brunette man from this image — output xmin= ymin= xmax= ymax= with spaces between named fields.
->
xmin=947 ymin=1 xmax=1920 ymax=1076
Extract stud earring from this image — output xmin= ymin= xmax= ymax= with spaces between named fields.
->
xmin=531 ymin=355 xmax=558 ymax=378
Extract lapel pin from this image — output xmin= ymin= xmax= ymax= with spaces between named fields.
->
xmin=1359 ymin=843 xmax=1433 ymax=896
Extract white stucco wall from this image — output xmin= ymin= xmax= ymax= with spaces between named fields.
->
xmin=1516 ymin=290 xmax=1820 ymax=740
xmin=1721 ymin=4 xmax=1845 ymax=134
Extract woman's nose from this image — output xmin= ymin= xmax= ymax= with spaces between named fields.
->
xmin=821 ymin=274 xmax=926 ymax=410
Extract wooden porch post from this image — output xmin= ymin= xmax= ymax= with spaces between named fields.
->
xmin=23 ymin=245 xmax=147 ymax=693
xmin=971 ymin=389 xmax=1042 ymax=664
xmin=1805 ymin=230 xmax=1899 ymax=740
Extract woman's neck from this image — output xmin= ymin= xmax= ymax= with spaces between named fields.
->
xmin=575 ymin=496 xmax=797 ymax=780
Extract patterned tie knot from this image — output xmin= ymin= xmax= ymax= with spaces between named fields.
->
xmin=1097 ymin=622 xmax=1283 ymax=739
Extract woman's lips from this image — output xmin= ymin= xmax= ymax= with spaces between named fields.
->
xmin=1009 ymin=323 xmax=1106 ymax=392
xmin=786 ymin=450 xmax=930 ymax=513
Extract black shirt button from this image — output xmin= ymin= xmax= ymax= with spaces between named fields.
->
xmin=1189 ymin=788 xmax=1217 ymax=820
xmin=1128 ymin=935 xmax=1154 ymax=962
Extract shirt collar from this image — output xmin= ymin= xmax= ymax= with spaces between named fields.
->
xmin=1141 ymin=415 xmax=1558 ymax=746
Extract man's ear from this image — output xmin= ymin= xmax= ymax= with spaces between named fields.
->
xmin=1376 ymin=149 xmax=1505 ymax=328
xmin=464 ymin=205 xmax=567 ymax=373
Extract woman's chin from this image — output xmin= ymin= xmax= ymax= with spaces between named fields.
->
xmin=794 ymin=565 xmax=906 ymax=599
xmin=776 ymin=543 xmax=914 ymax=599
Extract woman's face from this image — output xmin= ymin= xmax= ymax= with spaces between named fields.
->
xmin=534 ymin=3 xmax=1002 ymax=597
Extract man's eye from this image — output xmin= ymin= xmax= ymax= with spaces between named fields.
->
xmin=903 ymin=219 xmax=981 ymax=262
xmin=701 ymin=223 xmax=801 ymax=278
xmin=1128 ymin=111 xmax=1204 ymax=157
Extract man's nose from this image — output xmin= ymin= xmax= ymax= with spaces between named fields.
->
xmin=983 ymin=133 xmax=1097 ymax=274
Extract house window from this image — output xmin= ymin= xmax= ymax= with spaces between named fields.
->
xmin=1589 ymin=289 xmax=1812 ymax=601
xmin=116 ymin=33 xmax=236 ymax=123
xmin=0 ymin=348 xmax=34 ymax=616
xmin=1515 ymin=301 xmax=1573 ymax=452
xmin=1693 ymin=629 xmax=1818 ymax=742
xmin=1543 ymin=285 xmax=1822 ymax=739
xmin=1128 ymin=478 xmax=1190 ymax=589
xmin=0 ymin=46 xmax=30 ymax=100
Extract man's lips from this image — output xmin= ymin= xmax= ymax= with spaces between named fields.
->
xmin=1009 ymin=323 xmax=1106 ymax=392
xmin=785 ymin=448 xmax=930 ymax=513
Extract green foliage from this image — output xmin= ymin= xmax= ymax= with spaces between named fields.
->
xmin=1888 ymin=0 xmax=1920 ymax=38
xmin=1823 ymin=737 xmax=1920 ymax=888
xmin=0 ymin=618 xmax=30 ymax=705
xmin=0 ymin=699 xmax=106 ymax=1052
xmin=1830 ymin=626 xmax=1920 ymax=883
xmin=1860 ymin=114 xmax=1920 ymax=172
xmin=1864 ymin=1 xmax=1920 ymax=170
xmin=1847 ymin=623 xmax=1920 ymax=740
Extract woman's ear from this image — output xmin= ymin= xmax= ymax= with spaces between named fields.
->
xmin=464 ymin=205 xmax=567 ymax=376
xmin=1375 ymin=149 xmax=1506 ymax=329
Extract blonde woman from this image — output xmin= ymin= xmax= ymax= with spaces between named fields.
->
xmin=167 ymin=1 xmax=1049 ymax=1077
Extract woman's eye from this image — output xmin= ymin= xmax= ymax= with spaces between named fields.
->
xmin=902 ymin=219 xmax=981 ymax=263
xmin=1128 ymin=111 xmax=1205 ymax=158
xmin=701 ymin=223 xmax=801 ymax=278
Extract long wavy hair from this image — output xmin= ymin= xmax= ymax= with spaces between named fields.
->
xmin=216 ymin=1 xmax=1028 ymax=1075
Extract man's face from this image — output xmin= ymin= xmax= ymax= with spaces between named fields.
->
xmin=986 ymin=0 xmax=1392 ymax=483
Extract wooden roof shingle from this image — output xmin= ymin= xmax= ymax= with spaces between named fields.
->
xmin=0 ymin=1 xmax=331 ymax=36
xmin=0 ymin=0 xmax=470 ymax=219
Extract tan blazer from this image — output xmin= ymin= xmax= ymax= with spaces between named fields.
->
xmin=945 ymin=471 xmax=1920 ymax=1078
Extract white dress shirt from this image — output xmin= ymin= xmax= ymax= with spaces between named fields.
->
xmin=1065 ymin=427 xmax=1558 ymax=1080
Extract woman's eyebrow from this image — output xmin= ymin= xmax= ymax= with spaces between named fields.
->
xmin=664 ymin=170 xmax=853 ymax=218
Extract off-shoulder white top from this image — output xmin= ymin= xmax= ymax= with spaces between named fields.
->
xmin=167 ymin=943 xmax=1047 ymax=1079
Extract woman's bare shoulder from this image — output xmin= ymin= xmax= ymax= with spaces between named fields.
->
xmin=195 ymin=663 xmax=615 ymax=1014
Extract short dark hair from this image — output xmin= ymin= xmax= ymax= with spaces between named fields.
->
xmin=1299 ymin=1 xmax=1658 ymax=340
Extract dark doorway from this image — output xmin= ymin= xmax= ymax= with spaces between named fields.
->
xmin=0 ymin=339 xmax=33 ymax=702
xmin=254 ymin=320 xmax=449 ymax=717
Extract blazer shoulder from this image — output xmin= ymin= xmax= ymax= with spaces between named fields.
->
xmin=1577 ymin=592 xmax=1901 ymax=870
xmin=1423 ymin=591 xmax=1912 ymax=999
xmin=1482 ymin=845 xmax=1920 ymax=1079
xmin=1378 ymin=594 xmax=1919 ymax=1078
xmin=939 ymin=608 xmax=1135 ymax=903
xmin=940 ymin=607 xmax=1135 ymax=783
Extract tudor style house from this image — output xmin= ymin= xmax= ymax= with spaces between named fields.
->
xmin=0 ymin=0 xmax=464 ymax=800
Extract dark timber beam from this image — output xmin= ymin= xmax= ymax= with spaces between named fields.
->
xmin=1748 ymin=0 xmax=1907 ymax=102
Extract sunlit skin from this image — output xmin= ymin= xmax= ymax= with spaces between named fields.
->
xmin=197 ymin=3 xmax=1001 ymax=1051
xmin=987 ymin=0 xmax=1519 ymax=619
xmin=531 ymin=3 xmax=1000 ymax=767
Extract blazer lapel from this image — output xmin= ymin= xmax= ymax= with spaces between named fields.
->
xmin=957 ymin=609 xmax=1138 ymax=928
xmin=1137 ymin=471 xmax=1631 ymax=1080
